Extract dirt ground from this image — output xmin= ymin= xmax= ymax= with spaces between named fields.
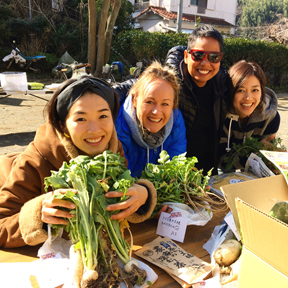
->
xmin=0 ymin=75 xmax=53 ymax=156
xmin=1 ymin=74 xmax=288 ymax=157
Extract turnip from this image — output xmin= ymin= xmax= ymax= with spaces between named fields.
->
xmin=81 ymin=269 xmax=99 ymax=287
xmin=220 ymin=256 xmax=242 ymax=285
xmin=69 ymin=244 xmax=84 ymax=288
xmin=214 ymin=239 xmax=242 ymax=266
xmin=45 ymin=152 xmax=148 ymax=287
xmin=124 ymin=259 xmax=138 ymax=273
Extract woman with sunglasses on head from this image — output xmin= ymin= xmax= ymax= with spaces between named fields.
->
xmin=219 ymin=60 xmax=280 ymax=170
xmin=0 ymin=76 xmax=157 ymax=248
xmin=115 ymin=61 xmax=187 ymax=178
xmin=165 ymin=24 xmax=232 ymax=175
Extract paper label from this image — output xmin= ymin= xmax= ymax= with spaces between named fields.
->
xmin=135 ymin=236 xmax=213 ymax=284
xmin=156 ymin=212 xmax=188 ymax=243
xmin=224 ymin=211 xmax=241 ymax=241
xmin=260 ymin=150 xmax=288 ymax=184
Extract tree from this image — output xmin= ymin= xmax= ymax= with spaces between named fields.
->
xmin=265 ymin=14 xmax=288 ymax=46
xmin=94 ymin=0 xmax=121 ymax=76
xmin=114 ymin=0 xmax=135 ymax=34
xmin=239 ymin=0 xmax=288 ymax=27
xmin=88 ymin=0 xmax=97 ymax=72
xmin=88 ymin=0 xmax=123 ymax=75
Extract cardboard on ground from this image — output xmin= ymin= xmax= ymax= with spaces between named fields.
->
xmin=220 ymin=175 xmax=288 ymax=287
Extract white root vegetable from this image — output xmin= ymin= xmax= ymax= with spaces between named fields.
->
xmin=220 ymin=256 xmax=242 ymax=285
xmin=69 ymin=244 xmax=84 ymax=288
xmin=124 ymin=259 xmax=139 ymax=273
xmin=81 ymin=269 xmax=99 ymax=288
xmin=214 ymin=239 xmax=242 ymax=266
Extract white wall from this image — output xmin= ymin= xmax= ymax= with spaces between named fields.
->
xmin=138 ymin=0 xmax=237 ymax=26
xmin=140 ymin=19 xmax=167 ymax=32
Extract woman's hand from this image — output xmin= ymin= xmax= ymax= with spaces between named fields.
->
xmin=154 ymin=205 xmax=173 ymax=219
xmin=41 ymin=189 xmax=77 ymax=225
xmin=105 ymin=183 xmax=148 ymax=221
xmin=260 ymin=134 xmax=275 ymax=145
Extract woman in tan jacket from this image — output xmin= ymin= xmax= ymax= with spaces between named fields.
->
xmin=0 ymin=76 xmax=157 ymax=248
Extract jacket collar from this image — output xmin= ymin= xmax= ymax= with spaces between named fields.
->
xmin=33 ymin=123 xmax=119 ymax=168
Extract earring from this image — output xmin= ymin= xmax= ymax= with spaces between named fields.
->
xmin=64 ymin=133 xmax=70 ymax=138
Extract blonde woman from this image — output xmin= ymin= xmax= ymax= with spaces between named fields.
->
xmin=115 ymin=61 xmax=187 ymax=177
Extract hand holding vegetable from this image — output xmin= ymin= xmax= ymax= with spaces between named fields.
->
xmin=41 ymin=189 xmax=77 ymax=225
xmin=44 ymin=151 xmax=149 ymax=287
xmin=106 ymin=183 xmax=148 ymax=220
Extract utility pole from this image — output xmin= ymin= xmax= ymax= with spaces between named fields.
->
xmin=176 ymin=0 xmax=183 ymax=33
xmin=28 ymin=0 xmax=32 ymax=20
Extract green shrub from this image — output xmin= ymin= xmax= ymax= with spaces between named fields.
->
xmin=112 ymin=31 xmax=288 ymax=86
xmin=41 ymin=53 xmax=59 ymax=71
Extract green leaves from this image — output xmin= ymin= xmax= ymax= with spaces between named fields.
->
xmin=142 ymin=151 xmax=213 ymax=217
xmin=222 ymin=137 xmax=286 ymax=172
xmin=44 ymin=151 xmax=135 ymax=269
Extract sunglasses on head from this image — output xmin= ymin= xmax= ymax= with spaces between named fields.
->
xmin=188 ymin=49 xmax=223 ymax=63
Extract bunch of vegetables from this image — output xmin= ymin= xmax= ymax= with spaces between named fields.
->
xmin=44 ymin=151 xmax=147 ymax=288
xmin=141 ymin=150 xmax=226 ymax=218
xmin=269 ymin=201 xmax=288 ymax=224
xmin=221 ymin=137 xmax=286 ymax=172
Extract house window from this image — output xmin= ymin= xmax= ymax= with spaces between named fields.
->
xmin=191 ymin=0 xmax=198 ymax=5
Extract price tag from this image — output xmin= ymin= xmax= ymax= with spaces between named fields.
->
xmin=156 ymin=212 xmax=188 ymax=243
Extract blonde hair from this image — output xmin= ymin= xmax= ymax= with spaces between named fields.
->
xmin=130 ymin=61 xmax=180 ymax=120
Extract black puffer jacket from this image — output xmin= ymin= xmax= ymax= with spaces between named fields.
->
xmin=113 ymin=78 xmax=137 ymax=105
xmin=165 ymin=46 xmax=231 ymax=174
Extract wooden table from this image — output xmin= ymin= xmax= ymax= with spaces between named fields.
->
xmin=0 ymin=210 xmax=227 ymax=287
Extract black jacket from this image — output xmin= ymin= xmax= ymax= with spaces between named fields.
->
xmin=113 ymin=78 xmax=137 ymax=106
xmin=165 ymin=45 xmax=231 ymax=174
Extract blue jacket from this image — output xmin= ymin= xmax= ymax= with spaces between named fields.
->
xmin=115 ymin=94 xmax=187 ymax=177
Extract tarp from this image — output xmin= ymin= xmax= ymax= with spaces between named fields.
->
xmin=51 ymin=51 xmax=76 ymax=76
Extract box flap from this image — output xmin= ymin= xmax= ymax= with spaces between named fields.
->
xmin=237 ymin=247 xmax=288 ymax=287
xmin=221 ymin=174 xmax=288 ymax=231
xmin=236 ymin=199 xmax=288 ymax=277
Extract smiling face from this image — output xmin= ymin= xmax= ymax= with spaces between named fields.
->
xmin=233 ymin=75 xmax=262 ymax=120
xmin=64 ymin=91 xmax=114 ymax=156
xmin=184 ymin=37 xmax=221 ymax=87
xmin=133 ymin=78 xmax=174 ymax=133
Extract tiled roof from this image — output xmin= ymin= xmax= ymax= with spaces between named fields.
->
xmin=135 ymin=6 xmax=234 ymax=27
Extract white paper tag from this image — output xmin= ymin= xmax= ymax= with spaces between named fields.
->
xmin=40 ymin=252 xmax=63 ymax=260
xmin=224 ymin=211 xmax=241 ymax=241
xmin=156 ymin=211 xmax=188 ymax=243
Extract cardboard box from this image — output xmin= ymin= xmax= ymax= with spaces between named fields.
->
xmin=221 ymin=175 xmax=288 ymax=287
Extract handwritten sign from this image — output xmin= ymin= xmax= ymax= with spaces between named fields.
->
xmin=156 ymin=212 xmax=188 ymax=243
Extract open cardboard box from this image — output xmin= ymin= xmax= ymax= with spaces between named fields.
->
xmin=220 ymin=175 xmax=288 ymax=287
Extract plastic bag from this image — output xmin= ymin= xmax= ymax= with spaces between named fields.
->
xmin=38 ymin=224 xmax=72 ymax=260
xmin=162 ymin=202 xmax=213 ymax=226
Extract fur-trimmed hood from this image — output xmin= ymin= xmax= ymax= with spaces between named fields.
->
xmin=0 ymin=122 xmax=124 ymax=247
